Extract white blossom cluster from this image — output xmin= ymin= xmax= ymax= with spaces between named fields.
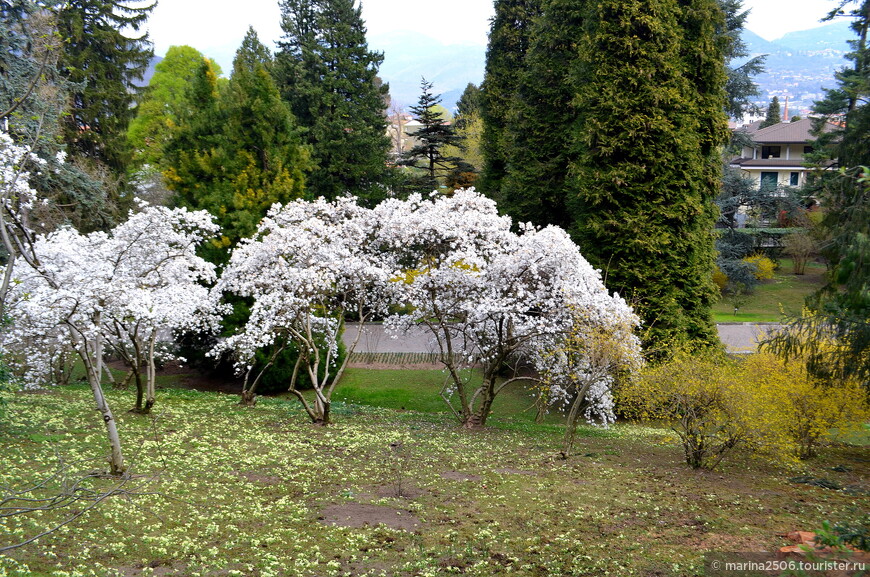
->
xmin=0 ymin=130 xmax=43 ymax=213
xmin=373 ymin=189 xmax=641 ymax=424
xmin=212 ymin=196 xmax=397 ymax=372
xmin=215 ymin=188 xmax=640 ymax=424
xmin=1 ymin=204 xmax=219 ymax=388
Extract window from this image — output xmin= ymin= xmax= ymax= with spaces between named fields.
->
xmin=790 ymin=172 xmax=800 ymax=187
xmin=760 ymin=172 xmax=778 ymax=192
xmin=761 ymin=146 xmax=781 ymax=159
xmin=804 ymin=146 xmax=813 ymax=154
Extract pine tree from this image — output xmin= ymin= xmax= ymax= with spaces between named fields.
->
xmin=569 ymin=0 xmax=729 ymax=350
xmin=276 ymin=0 xmax=390 ymax=205
xmin=479 ymin=0 xmax=542 ymax=199
xmin=402 ymin=79 xmax=460 ymax=191
xmin=54 ymin=0 xmax=155 ymax=184
xmin=760 ymin=96 xmax=782 ymax=128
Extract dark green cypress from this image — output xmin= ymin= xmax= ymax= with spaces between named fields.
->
xmin=497 ymin=0 xmax=583 ymax=230
xmin=479 ymin=0 xmax=542 ymax=200
xmin=569 ymin=0 xmax=728 ymax=350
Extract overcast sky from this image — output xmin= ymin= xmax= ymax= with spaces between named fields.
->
xmin=145 ymin=0 xmax=851 ymax=67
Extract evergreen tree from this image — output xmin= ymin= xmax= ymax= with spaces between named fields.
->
xmin=569 ymin=0 xmax=729 ymax=350
xmin=402 ymin=79 xmax=460 ymax=191
xmin=455 ymin=83 xmax=482 ymax=130
xmin=767 ymin=0 xmax=870 ymax=388
xmin=1 ymin=1 xmax=110 ymax=232
xmin=165 ymin=29 xmax=309 ymax=262
xmin=447 ymin=83 xmax=485 ymax=180
xmin=759 ymin=96 xmax=782 ymax=128
xmin=54 ymin=0 xmax=155 ymax=186
xmin=719 ymin=0 xmax=766 ymax=119
xmin=276 ymin=0 xmax=390 ymax=204
xmin=496 ymin=0 xmax=582 ymax=230
xmin=479 ymin=0 xmax=542 ymax=199
xmin=128 ymin=45 xmax=221 ymax=172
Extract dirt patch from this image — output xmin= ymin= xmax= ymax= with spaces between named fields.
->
xmin=373 ymin=484 xmax=427 ymax=499
xmin=320 ymin=503 xmax=421 ymax=531
xmin=440 ymin=471 xmax=481 ymax=482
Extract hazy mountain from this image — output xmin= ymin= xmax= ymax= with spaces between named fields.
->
xmin=368 ymin=31 xmax=486 ymax=110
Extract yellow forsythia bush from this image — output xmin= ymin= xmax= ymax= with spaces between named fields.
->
xmin=618 ymin=352 xmax=869 ymax=468
xmin=742 ymin=254 xmax=776 ymax=280
xmin=712 ymin=266 xmax=729 ymax=291
xmin=740 ymin=353 xmax=869 ymax=460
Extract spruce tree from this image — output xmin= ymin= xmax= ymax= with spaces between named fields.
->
xmin=760 ymin=96 xmax=782 ymax=128
xmin=276 ymin=0 xmax=390 ymax=204
xmin=569 ymin=0 xmax=728 ymax=350
xmin=479 ymin=0 xmax=542 ymax=199
xmin=54 ymin=0 xmax=155 ymax=184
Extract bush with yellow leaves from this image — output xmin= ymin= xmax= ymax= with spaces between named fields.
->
xmin=742 ymin=254 xmax=776 ymax=280
xmin=618 ymin=351 xmax=869 ymax=469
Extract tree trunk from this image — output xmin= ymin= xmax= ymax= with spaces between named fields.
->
xmin=85 ymin=321 xmax=126 ymax=475
xmin=132 ymin=368 xmax=144 ymax=412
xmin=240 ymin=389 xmax=257 ymax=407
xmin=144 ymin=332 xmax=157 ymax=413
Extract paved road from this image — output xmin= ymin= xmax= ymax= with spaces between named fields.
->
xmin=344 ymin=323 xmax=782 ymax=355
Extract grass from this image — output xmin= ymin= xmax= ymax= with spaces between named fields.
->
xmin=333 ymin=368 xmax=563 ymax=427
xmin=1 ymin=373 xmax=867 ymax=577
xmin=712 ymin=258 xmax=827 ymax=323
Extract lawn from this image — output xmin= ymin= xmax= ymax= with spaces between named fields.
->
xmin=713 ymin=258 xmax=827 ymax=323
xmin=1 ymin=374 xmax=866 ymax=577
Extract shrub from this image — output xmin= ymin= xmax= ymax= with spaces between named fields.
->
xmin=741 ymin=353 xmax=869 ymax=460
xmin=782 ymin=230 xmax=816 ymax=275
xmin=618 ymin=352 xmax=870 ymax=468
xmin=742 ymin=254 xmax=775 ymax=280
xmin=618 ymin=352 xmax=753 ymax=469
xmin=712 ymin=266 xmax=728 ymax=291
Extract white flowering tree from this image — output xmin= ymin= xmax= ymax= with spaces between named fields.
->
xmin=0 ymin=130 xmax=46 ymax=318
xmin=213 ymin=197 xmax=394 ymax=420
xmin=379 ymin=189 xmax=642 ymax=428
xmin=2 ymin=205 xmax=218 ymax=474
xmin=99 ymin=206 xmax=220 ymax=413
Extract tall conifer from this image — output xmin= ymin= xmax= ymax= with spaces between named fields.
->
xmin=497 ymin=0 xmax=581 ymax=229
xmin=569 ymin=0 xmax=728 ymax=349
xmin=276 ymin=0 xmax=390 ymax=204
xmin=479 ymin=0 xmax=542 ymax=200
xmin=54 ymin=0 xmax=155 ymax=182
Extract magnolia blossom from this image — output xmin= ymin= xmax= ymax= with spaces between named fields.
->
xmin=213 ymin=196 xmax=396 ymax=416
xmin=2 ymin=204 xmax=219 ymax=389
xmin=376 ymin=189 xmax=642 ymax=427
